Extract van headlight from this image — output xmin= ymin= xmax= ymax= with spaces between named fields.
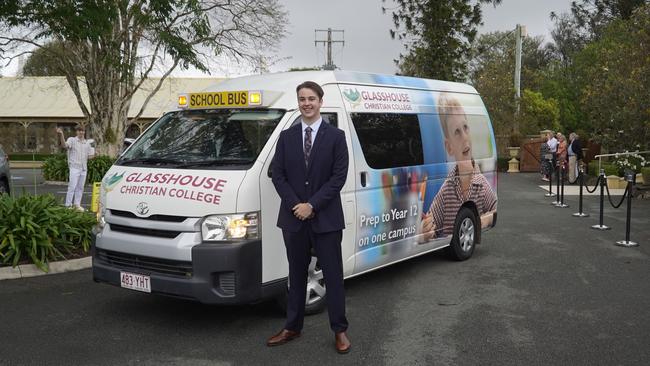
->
xmin=201 ymin=212 xmax=259 ymax=241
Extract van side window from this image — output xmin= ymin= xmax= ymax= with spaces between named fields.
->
xmin=351 ymin=113 xmax=424 ymax=169
xmin=291 ymin=113 xmax=338 ymax=127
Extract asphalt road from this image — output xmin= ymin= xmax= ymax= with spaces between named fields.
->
xmin=1 ymin=173 xmax=649 ymax=366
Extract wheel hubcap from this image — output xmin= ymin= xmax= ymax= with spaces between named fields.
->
xmin=459 ymin=218 xmax=474 ymax=252
xmin=306 ymin=256 xmax=325 ymax=306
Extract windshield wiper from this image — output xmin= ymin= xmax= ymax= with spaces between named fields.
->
xmin=118 ymin=157 xmax=184 ymax=166
xmin=177 ymin=159 xmax=255 ymax=168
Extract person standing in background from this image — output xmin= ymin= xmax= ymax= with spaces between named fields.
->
xmin=56 ymin=126 xmax=95 ymax=211
xmin=547 ymin=131 xmax=558 ymax=173
xmin=568 ymin=133 xmax=583 ymax=183
xmin=540 ymin=135 xmax=551 ymax=181
xmin=556 ymin=133 xmax=568 ymax=180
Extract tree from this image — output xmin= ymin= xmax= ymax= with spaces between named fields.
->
xmin=21 ymin=41 xmax=67 ymax=76
xmin=569 ymin=0 xmax=648 ymax=40
xmin=382 ymin=0 xmax=501 ymax=81
xmin=572 ymin=4 xmax=650 ymax=150
xmin=519 ymin=89 xmax=560 ymax=135
xmin=470 ymin=31 xmax=555 ymax=136
xmin=1 ymin=1 xmax=287 ymax=156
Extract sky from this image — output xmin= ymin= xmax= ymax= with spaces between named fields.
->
xmin=268 ymin=0 xmax=574 ymax=75
xmin=1 ymin=0 xmax=574 ymax=77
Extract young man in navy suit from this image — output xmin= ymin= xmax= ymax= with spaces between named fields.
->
xmin=267 ymin=81 xmax=351 ymax=354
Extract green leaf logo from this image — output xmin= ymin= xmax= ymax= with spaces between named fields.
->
xmin=103 ymin=171 xmax=125 ymax=192
xmin=342 ymin=88 xmax=360 ymax=102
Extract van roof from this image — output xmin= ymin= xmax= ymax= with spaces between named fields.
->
xmin=185 ymin=70 xmax=478 ymax=110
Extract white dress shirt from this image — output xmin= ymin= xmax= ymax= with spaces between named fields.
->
xmin=301 ymin=117 xmax=323 ymax=148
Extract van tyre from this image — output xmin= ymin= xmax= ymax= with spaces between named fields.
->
xmin=447 ymin=207 xmax=477 ymax=261
xmin=275 ymin=255 xmax=327 ymax=315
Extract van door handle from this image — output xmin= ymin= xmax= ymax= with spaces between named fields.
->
xmin=360 ymin=171 xmax=367 ymax=187
xmin=267 ymin=162 xmax=273 ymax=178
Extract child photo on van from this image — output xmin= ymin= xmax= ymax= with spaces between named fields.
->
xmin=419 ymin=93 xmax=497 ymax=242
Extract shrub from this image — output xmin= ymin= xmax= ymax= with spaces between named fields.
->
xmin=8 ymin=154 xmax=53 ymax=161
xmin=42 ymin=154 xmax=115 ymax=183
xmin=497 ymin=157 xmax=509 ymax=172
xmin=87 ymin=155 xmax=115 ymax=184
xmin=612 ymin=152 xmax=647 ymax=175
xmin=0 ymin=194 xmax=96 ymax=272
xmin=42 ymin=154 xmax=68 ymax=181
xmin=587 ymin=161 xmax=618 ymax=176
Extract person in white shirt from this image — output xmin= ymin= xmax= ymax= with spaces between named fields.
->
xmin=546 ymin=131 xmax=558 ymax=170
xmin=56 ymin=126 xmax=95 ymax=210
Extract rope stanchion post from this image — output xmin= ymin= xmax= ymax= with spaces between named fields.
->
xmin=573 ymin=164 xmax=589 ymax=217
xmin=615 ymin=170 xmax=639 ymax=247
xmin=552 ymin=161 xmax=561 ymax=206
xmin=591 ymin=168 xmax=611 ymax=230
xmin=545 ymin=156 xmax=556 ymax=197
xmin=558 ymin=161 xmax=569 ymax=208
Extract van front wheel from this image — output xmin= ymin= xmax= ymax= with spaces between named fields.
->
xmin=275 ymin=255 xmax=327 ymax=315
xmin=447 ymin=207 xmax=477 ymax=261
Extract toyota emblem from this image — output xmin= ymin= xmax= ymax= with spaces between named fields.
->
xmin=136 ymin=202 xmax=149 ymax=216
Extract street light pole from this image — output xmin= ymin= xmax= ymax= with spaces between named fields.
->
xmin=514 ymin=24 xmax=526 ymax=134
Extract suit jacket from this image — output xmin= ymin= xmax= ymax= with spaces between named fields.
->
xmin=272 ymin=121 xmax=348 ymax=233
xmin=570 ymin=138 xmax=583 ymax=160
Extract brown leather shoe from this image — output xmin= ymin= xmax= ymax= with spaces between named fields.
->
xmin=335 ymin=332 xmax=351 ymax=354
xmin=266 ymin=329 xmax=301 ymax=347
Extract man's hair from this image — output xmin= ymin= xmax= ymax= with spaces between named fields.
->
xmin=75 ymin=125 xmax=85 ymax=131
xmin=437 ymin=92 xmax=465 ymax=138
xmin=296 ymin=81 xmax=324 ymax=100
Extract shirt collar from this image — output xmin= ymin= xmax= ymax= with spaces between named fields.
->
xmin=448 ymin=161 xmax=483 ymax=187
xmin=302 ymin=117 xmax=322 ymax=133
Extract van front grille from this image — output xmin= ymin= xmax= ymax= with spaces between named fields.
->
xmin=96 ymin=249 xmax=193 ymax=277
xmin=110 ymin=223 xmax=180 ymax=239
xmin=110 ymin=210 xmax=187 ymax=222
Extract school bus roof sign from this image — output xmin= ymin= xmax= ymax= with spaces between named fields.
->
xmin=178 ymin=91 xmax=263 ymax=109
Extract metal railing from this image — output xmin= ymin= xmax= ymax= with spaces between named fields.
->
xmin=594 ymin=150 xmax=650 ymax=172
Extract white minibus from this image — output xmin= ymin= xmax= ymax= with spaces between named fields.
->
xmin=93 ymin=71 xmax=498 ymax=313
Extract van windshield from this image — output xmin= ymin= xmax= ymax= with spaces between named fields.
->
xmin=117 ymin=109 xmax=285 ymax=169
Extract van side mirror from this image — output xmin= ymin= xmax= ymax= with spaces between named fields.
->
xmin=123 ymin=138 xmax=135 ymax=149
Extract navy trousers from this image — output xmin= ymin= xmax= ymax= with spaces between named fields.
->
xmin=282 ymin=226 xmax=348 ymax=333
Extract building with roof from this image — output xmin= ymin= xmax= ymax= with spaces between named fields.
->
xmin=0 ymin=77 xmax=224 ymax=154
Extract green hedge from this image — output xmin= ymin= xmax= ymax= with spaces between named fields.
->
xmin=8 ymin=154 xmax=53 ymax=161
xmin=497 ymin=157 xmax=509 ymax=172
xmin=587 ymin=161 xmax=618 ymax=176
xmin=0 ymin=194 xmax=96 ymax=272
xmin=42 ymin=154 xmax=115 ymax=183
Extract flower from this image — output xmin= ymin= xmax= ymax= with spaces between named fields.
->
xmin=613 ymin=152 xmax=647 ymax=174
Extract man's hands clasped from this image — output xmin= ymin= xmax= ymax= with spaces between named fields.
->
xmin=292 ymin=203 xmax=314 ymax=221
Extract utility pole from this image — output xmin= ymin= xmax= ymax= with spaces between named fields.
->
xmin=513 ymin=24 xmax=526 ymax=134
xmin=315 ymin=28 xmax=344 ymax=70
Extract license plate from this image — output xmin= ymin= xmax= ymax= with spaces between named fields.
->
xmin=120 ymin=271 xmax=151 ymax=293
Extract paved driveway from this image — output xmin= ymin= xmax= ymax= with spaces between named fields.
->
xmin=1 ymin=173 xmax=648 ymax=365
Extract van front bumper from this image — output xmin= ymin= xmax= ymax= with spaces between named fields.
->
xmin=92 ymin=238 xmax=286 ymax=304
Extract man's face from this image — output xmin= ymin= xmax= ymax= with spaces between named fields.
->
xmin=444 ymin=114 xmax=472 ymax=162
xmin=76 ymin=129 xmax=85 ymax=139
xmin=297 ymin=87 xmax=323 ymax=123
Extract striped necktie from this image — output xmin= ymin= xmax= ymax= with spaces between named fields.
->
xmin=304 ymin=126 xmax=312 ymax=166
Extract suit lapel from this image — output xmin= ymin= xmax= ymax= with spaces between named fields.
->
xmin=307 ymin=122 xmax=328 ymax=174
xmin=291 ymin=124 xmax=307 ymax=176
